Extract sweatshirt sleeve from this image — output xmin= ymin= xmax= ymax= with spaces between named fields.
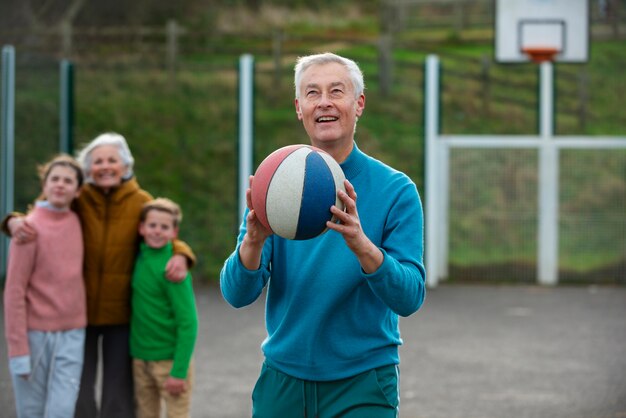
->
xmin=4 ymin=239 xmax=37 ymax=358
xmin=9 ymin=355 xmax=31 ymax=376
xmin=219 ymin=212 xmax=272 ymax=308
xmin=166 ymin=274 xmax=198 ymax=379
xmin=364 ymin=180 xmax=426 ymax=317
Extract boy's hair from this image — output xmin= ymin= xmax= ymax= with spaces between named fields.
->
xmin=140 ymin=198 xmax=183 ymax=227
xmin=38 ymin=154 xmax=84 ymax=188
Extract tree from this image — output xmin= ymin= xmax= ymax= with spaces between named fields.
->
xmin=20 ymin=0 xmax=86 ymax=31
xmin=15 ymin=0 xmax=85 ymax=56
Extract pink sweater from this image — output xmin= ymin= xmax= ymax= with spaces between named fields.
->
xmin=4 ymin=205 xmax=87 ymax=358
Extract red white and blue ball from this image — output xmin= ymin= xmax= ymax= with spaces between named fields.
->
xmin=251 ymin=144 xmax=346 ymax=240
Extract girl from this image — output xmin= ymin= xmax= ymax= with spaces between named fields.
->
xmin=4 ymin=154 xmax=86 ymax=418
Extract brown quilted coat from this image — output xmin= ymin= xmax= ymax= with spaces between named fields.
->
xmin=76 ymin=178 xmax=195 ymax=325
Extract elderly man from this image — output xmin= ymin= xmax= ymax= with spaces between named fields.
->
xmin=221 ymin=52 xmax=426 ymax=418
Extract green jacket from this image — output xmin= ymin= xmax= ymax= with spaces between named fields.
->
xmin=130 ymin=241 xmax=198 ymax=378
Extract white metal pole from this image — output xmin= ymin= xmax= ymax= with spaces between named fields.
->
xmin=1 ymin=45 xmax=15 ymax=279
xmin=424 ymin=55 xmax=440 ymax=287
xmin=60 ymin=59 xmax=74 ymax=154
xmin=438 ymin=143 xmax=450 ymax=279
xmin=537 ymin=61 xmax=559 ymax=285
xmin=238 ymin=54 xmax=254 ymax=224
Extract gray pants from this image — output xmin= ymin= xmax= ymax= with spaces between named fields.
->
xmin=10 ymin=329 xmax=85 ymax=418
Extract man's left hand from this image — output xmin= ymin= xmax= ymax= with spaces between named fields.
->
xmin=327 ymin=180 xmax=383 ymax=274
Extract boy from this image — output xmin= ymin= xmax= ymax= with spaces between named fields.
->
xmin=130 ymin=198 xmax=198 ymax=418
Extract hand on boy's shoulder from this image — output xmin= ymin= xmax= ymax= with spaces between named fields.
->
xmin=165 ymin=254 xmax=188 ymax=282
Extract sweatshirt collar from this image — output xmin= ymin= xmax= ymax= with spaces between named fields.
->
xmin=35 ymin=200 xmax=70 ymax=212
xmin=339 ymin=141 xmax=367 ymax=180
xmin=140 ymin=240 xmax=173 ymax=253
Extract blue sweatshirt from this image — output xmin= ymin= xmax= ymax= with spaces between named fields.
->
xmin=220 ymin=143 xmax=426 ymax=381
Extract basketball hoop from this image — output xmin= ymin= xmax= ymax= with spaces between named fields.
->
xmin=522 ymin=47 xmax=559 ymax=63
xmin=495 ymin=0 xmax=588 ymax=64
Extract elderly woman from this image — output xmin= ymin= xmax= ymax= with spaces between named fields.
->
xmin=4 ymin=132 xmax=195 ymax=418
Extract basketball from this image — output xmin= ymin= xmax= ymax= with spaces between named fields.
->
xmin=251 ymin=144 xmax=346 ymax=240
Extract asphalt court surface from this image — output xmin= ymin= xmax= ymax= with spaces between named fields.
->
xmin=1 ymin=283 xmax=625 ymax=418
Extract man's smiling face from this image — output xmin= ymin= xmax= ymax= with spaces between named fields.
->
xmin=295 ymin=61 xmax=365 ymax=151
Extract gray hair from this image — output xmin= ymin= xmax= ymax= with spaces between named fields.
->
xmin=294 ymin=52 xmax=365 ymax=99
xmin=76 ymin=132 xmax=135 ymax=184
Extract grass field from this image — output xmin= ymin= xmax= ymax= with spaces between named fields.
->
xmin=5 ymin=30 xmax=626 ymax=283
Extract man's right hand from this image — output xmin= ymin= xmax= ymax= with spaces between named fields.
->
xmin=8 ymin=216 xmax=37 ymax=244
xmin=245 ymin=175 xmax=273 ymax=241
xmin=238 ymin=176 xmax=272 ymax=270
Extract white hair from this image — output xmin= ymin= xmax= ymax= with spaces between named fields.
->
xmin=294 ymin=52 xmax=365 ymax=99
xmin=76 ymin=132 xmax=135 ymax=184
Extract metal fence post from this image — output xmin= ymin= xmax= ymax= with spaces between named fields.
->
xmin=60 ymin=59 xmax=74 ymax=155
xmin=425 ymin=54 xmax=441 ymax=288
xmin=238 ymin=54 xmax=254 ymax=225
xmin=1 ymin=45 xmax=15 ymax=281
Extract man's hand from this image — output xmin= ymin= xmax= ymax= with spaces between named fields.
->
xmin=244 ymin=175 xmax=272 ymax=242
xmin=239 ymin=175 xmax=272 ymax=270
xmin=327 ymin=179 xmax=383 ymax=274
xmin=165 ymin=254 xmax=188 ymax=282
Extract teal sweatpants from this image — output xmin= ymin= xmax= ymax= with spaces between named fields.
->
xmin=252 ymin=362 xmax=399 ymax=418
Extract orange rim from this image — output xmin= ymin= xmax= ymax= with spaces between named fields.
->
xmin=522 ymin=47 xmax=559 ymax=63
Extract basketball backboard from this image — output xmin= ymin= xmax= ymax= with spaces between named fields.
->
xmin=495 ymin=0 xmax=589 ymax=63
